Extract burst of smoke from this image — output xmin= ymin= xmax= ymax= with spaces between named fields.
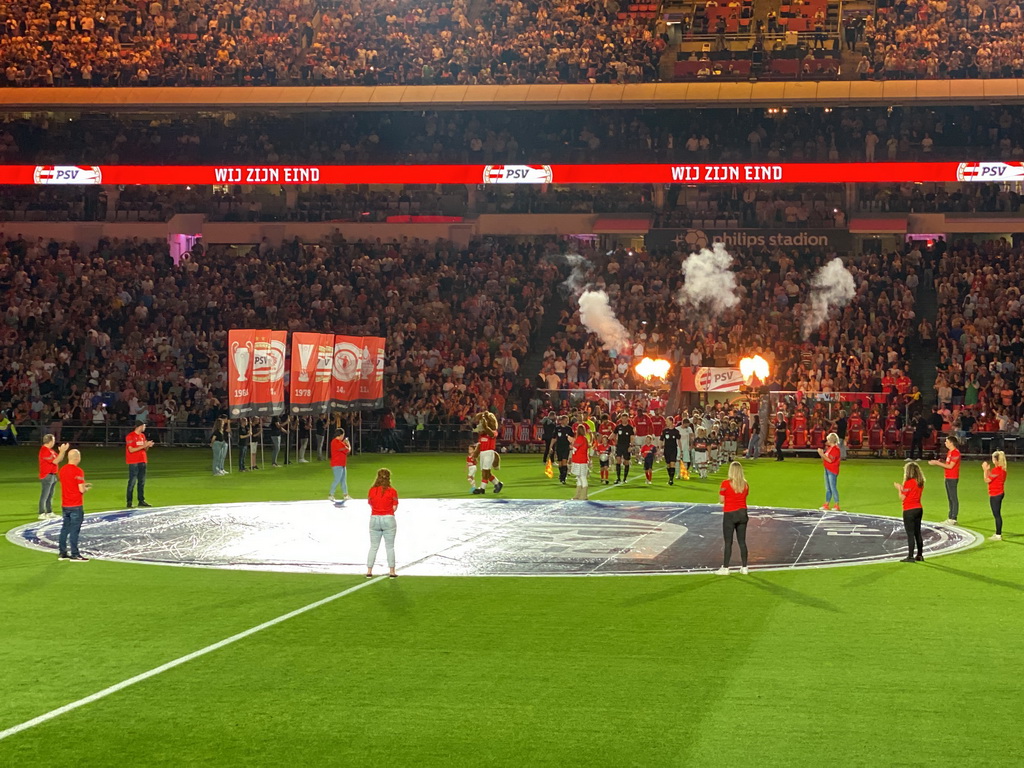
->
xmin=802 ymin=258 xmax=856 ymax=338
xmin=554 ymin=252 xmax=592 ymax=296
xmin=676 ymin=243 xmax=740 ymax=317
xmin=578 ymin=290 xmax=631 ymax=353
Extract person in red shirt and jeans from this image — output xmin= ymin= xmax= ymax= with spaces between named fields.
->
xmin=366 ymin=468 xmax=399 ymax=578
xmin=58 ymin=449 xmax=92 ymax=562
xmin=817 ymin=432 xmax=842 ymax=511
xmin=895 ymin=461 xmax=926 ymax=561
xmin=718 ymin=461 xmax=751 ymax=575
xmin=38 ymin=433 xmax=69 ymax=520
xmin=125 ymin=423 xmax=155 ymax=508
xmin=329 ymin=428 xmax=352 ymax=502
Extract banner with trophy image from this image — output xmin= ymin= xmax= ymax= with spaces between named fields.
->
xmin=289 ymin=332 xmax=335 ymax=414
xmin=227 ymin=329 xmax=256 ymax=417
xmin=331 ymin=335 xmax=386 ymax=412
xmin=252 ymin=329 xmax=288 ymax=415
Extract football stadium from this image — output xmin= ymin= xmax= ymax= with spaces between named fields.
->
xmin=2 ymin=1 xmax=1024 ymax=764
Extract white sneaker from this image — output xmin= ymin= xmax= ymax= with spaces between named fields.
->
xmin=328 ymin=495 xmax=335 ymax=502
xmin=990 ymin=534 xmax=1002 ymax=541
xmin=716 ymin=567 xmax=730 ymax=575
xmin=945 ymin=518 xmax=959 ymax=525
xmin=343 ymin=495 xmax=353 ymax=501
xmin=740 ymin=566 xmax=749 ymax=575
xmin=298 ymin=459 xmax=309 ymax=464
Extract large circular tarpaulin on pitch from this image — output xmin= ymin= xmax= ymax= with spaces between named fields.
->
xmin=8 ymin=500 xmax=981 ymax=576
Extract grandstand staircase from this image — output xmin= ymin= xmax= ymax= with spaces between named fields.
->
xmin=907 ymin=279 xmax=940 ymax=409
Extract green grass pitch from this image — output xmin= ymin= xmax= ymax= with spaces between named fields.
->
xmin=1 ymin=447 xmax=1021 ymax=766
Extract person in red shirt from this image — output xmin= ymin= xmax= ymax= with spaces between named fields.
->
xmin=366 ymin=468 xmax=399 ymax=578
xmin=38 ymin=433 xmax=69 ymax=520
xmin=125 ymin=423 xmax=154 ymax=509
xmin=718 ymin=461 xmax=751 ymax=575
xmin=817 ymin=432 xmax=842 ymax=511
xmin=928 ymin=435 xmax=961 ymax=524
xmin=329 ymin=427 xmax=352 ymax=502
xmin=476 ymin=411 xmax=503 ymax=494
xmin=466 ymin=441 xmax=479 ymax=494
xmin=894 ymin=461 xmax=926 ymax=561
xmin=641 ymin=440 xmax=657 ymax=484
xmin=57 ymin=449 xmax=92 ymax=562
xmin=570 ymin=425 xmax=591 ymax=500
xmin=594 ymin=433 xmax=611 ymax=485
xmin=982 ymin=450 xmax=1007 ymax=541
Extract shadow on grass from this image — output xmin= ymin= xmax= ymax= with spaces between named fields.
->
xmin=621 ymin=575 xmax=719 ymax=607
xmin=742 ymin=574 xmax=843 ymax=613
xmin=925 ymin=561 xmax=1024 ymax=593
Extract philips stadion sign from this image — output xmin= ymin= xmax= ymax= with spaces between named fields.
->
xmin=647 ymin=228 xmax=852 ymax=251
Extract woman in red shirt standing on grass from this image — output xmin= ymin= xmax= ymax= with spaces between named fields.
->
xmin=717 ymin=461 xmax=751 ymax=575
xmin=894 ymin=461 xmax=926 ymax=562
xmin=817 ymin=432 xmax=841 ymax=511
xmin=366 ymin=468 xmax=399 ymax=578
xmin=982 ymin=451 xmax=1007 ymax=541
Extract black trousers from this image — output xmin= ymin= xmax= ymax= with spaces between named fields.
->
xmin=945 ymin=478 xmax=959 ymax=520
xmin=990 ymin=494 xmax=1004 ymax=535
xmin=902 ymin=507 xmax=924 ymax=557
xmin=723 ymin=509 xmax=749 ymax=567
xmin=775 ymin=437 xmax=785 ymax=460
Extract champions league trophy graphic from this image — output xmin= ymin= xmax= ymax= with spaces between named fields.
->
xmin=297 ymin=343 xmax=315 ymax=382
xmin=231 ymin=340 xmax=253 ymax=382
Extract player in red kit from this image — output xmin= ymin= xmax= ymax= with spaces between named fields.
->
xmin=641 ymin=440 xmax=657 ymax=485
xmin=475 ymin=412 xmax=503 ymax=494
xmin=594 ymin=433 xmax=611 ymax=484
xmin=570 ymin=425 xmax=591 ymax=500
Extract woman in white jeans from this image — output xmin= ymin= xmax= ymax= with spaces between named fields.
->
xmin=366 ymin=468 xmax=399 ymax=578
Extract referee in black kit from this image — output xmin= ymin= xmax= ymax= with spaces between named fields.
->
xmin=661 ymin=416 xmax=682 ymax=485
xmin=549 ymin=415 xmax=574 ymax=485
xmin=614 ymin=413 xmax=635 ymax=483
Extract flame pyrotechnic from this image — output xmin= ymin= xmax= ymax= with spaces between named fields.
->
xmin=738 ymin=355 xmax=770 ymax=384
xmin=634 ymin=357 xmax=672 ymax=380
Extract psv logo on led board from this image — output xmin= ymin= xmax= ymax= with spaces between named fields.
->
xmin=956 ymin=162 xmax=1024 ymax=181
xmin=33 ymin=166 xmax=103 ymax=185
xmin=482 ymin=165 xmax=554 ymax=184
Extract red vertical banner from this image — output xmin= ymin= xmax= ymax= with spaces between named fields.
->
xmin=252 ymin=330 xmax=287 ymax=415
xmin=227 ymin=329 xmax=256 ymax=417
xmin=357 ymin=336 xmax=386 ymax=410
xmin=330 ymin=335 xmax=364 ymax=412
xmin=290 ymin=332 xmax=334 ymax=414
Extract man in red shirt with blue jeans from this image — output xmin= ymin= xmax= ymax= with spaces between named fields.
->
xmin=126 ymin=423 xmax=154 ymax=508
xmin=58 ymin=449 xmax=92 ymax=562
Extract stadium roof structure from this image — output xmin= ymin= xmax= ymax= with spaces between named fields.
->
xmin=5 ymin=80 xmax=1024 ymax=111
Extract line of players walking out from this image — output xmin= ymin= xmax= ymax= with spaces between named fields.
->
xmin=544 ymin=410 xmax=743 ymax=489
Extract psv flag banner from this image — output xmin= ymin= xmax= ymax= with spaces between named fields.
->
xmin=252 ymin=330 xmax=287 ymax=415
xmin=227 ymin=329 xmax=256 ymax=417
xmin=331 ymin=335 xmax=386 ymax=411
xmin=290 ymin=332 xmax=334 ymax=414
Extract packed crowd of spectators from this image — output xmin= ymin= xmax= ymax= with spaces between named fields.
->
xmin=6 ymin=105 xmax=1024 ymax=168
xmin=0 ymin=0 xmax=665 ymax=88
xmin=859 ymin=0 xmax=1024 ymax=80
xmin=0 ymin=232 xmax=557 ymax=438
xmin=655 ymin=187 xmax=847 ymax=229
xmin=857 ymin=182 xmax=1023 ymax=214
xmin=932 ymin=237 xmax=1024 ymax=442
xmin=537 ymin=243 xmax=923 ymax=404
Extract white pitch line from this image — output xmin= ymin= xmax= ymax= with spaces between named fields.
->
xmin=0 ymin=576 xmax=386 ymax=743
xmin=791 ymin=511 xmax=829 ymax=568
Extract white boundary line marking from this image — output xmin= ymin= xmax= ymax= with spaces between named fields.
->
xmin=0 ymin=576 xmax=385 ymax=743
xmin=790 ymin=511 xmax=830 ymax=568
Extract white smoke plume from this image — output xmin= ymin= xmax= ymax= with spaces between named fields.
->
xmin=802 ymin=258 xmax=856 ymax=338
xmin=579 ymin=289 xmax=631 ymax=353
xmin=549 ymin=252 xmax=592 ymax=296
xmin=676 ymin=243 xmax=741 ymax=317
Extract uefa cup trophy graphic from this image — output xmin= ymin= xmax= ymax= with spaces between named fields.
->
xmin=298 ymin=343 xmax=315 ymax=382
xmin=232 ymin=340 xmax=252 ymax=383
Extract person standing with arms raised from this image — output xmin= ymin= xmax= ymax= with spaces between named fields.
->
xmin=366 ymin=468 xmax=399 ymax=579
xmin=58 ymin=449 xmax=92 ymax=562
xmin=126 ymin=423 xmax=154 ymax=508
xmin=38 ymin=434 xmax=69 ymax=520
xmin=928 ymin=435 xmax=961 ymax=525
